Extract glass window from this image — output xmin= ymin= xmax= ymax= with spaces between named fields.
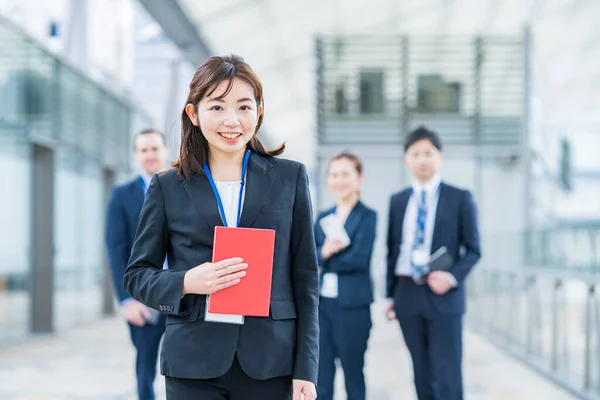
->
xmin=0 ymin=126 xmax=31 ymax=347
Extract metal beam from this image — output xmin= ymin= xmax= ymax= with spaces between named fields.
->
xmin=102 ymin=168 xmax=117 ymax=317
xmin=30 ymin=144 xmax=55 ymax=333
xmin=137 ymin=0 xmax=212 ymax=65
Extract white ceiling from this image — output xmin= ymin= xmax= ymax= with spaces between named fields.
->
xmin=178 ymin=0 xmax=600 ymax=168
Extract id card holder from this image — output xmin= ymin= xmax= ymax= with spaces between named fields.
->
xmin=411 ymin=249 xmax=430 ymax=266
xmin=320 ymin=273 xmax=338 ymax=298
xmin=204 ymin=296 xmax=244 ymax=325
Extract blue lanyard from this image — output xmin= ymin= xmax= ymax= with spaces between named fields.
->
xmin=202 ymin=150 xmax=251 ymax=227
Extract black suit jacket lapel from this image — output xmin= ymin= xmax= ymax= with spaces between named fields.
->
xmin=182 ymin=173 xmax=224 ymax=230
xmin=238 ymin=155 xmax=275 ymax=228
xmin=432 ymin=183 xmax=448 ymax=251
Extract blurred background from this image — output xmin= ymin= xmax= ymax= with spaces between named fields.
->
xmin=1 ymin=0 xmax=599 ymax=399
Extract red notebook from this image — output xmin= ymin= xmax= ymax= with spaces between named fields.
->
xmin=207 ymin=226 xmax=276 ymax=317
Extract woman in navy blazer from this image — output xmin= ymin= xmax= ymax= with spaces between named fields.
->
xmin=314 ymin=151 xmax=377 ymax=400
xmin=123 ymin=55 xmax=319 ymax=400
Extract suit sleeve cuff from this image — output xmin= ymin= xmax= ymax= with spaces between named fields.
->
xmin=120 ymin=297 xmax=135 ymax=307
xmin=445 ymin=272 xmax=458 ymax=288
xmin=164 ymin=270 xmax=188 ymax=315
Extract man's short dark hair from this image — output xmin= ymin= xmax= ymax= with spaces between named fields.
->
xmin=404 ymin=126 xmax=443 ymax=152
xmin=133 ymin=128 xmax=167 ymax=150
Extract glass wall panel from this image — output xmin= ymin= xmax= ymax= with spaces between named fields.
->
xmin=0 ymin=20 xmax=28 ymax=124
xmin=79 ymin=160 xmax=105 ymax=321
xmin=53 ymin=149 xmax=81 ymax=331
xmin=0 ymin=124 xmax=31 ymax=347
xmin=24 ymin=45 xmax=55 ymax=142
xmin=53 ymin=151 xmax=105 ymax=330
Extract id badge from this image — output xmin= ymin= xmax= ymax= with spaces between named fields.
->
xmin=411 ymin=249 xmax=430 ymax=266
xmin=320 ymin=273 xmax=338 ymax=298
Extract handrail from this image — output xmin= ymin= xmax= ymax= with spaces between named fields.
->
xmin=469 ymin=264 xmax=600 ymax=399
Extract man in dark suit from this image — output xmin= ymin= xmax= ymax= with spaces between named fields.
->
xmin=385 ymin=126 xmax=481 ymax=400
xmin=106 ymin=128 xmax=168 ymax=400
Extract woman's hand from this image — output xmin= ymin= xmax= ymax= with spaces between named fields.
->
xmin=293 ymin=379 xmax=316 ymax=400
xmin=182 ymin=257 xmax=247 ymax=295
xmin=320 ymin=238 xmax=344 ymax=260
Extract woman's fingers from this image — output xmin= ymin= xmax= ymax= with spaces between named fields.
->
xmin=214 ymin=262 xmax=248 ymax=278
xmin=213 ymin=257 xmax=244 ymax=270
xmin=213 ymin=278 xmax=242 ymax=293
xmin=219 ymin=270 xmax=247 ymax=284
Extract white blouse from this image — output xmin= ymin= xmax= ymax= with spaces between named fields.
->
xmin=214 ymin=180 xmax=245 ymax=227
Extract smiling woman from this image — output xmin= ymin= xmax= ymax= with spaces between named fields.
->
xmin=123 ymin=54 xmax=319 ymax=400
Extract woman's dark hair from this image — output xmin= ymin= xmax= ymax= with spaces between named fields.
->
xmin=327 ymin=150 xmax=363 ymax=175
xmin=404 ymin=126 xmax=443 ymax=152
xmin=173 ymin=54 xmax=284 ymax=179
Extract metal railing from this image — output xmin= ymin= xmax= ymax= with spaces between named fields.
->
xmin=469 ymin=228 xmax=600 ymax=399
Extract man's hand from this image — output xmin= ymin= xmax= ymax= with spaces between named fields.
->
xmin=293 ymin=379 xmax=316 ymax=400
xmin=122 ymin=299 xmax=152 ymax=327
xmin=385 ymin=300 xmax=396 ymax=321
xmin=321 ymin=238 xmax=344 ymax=260
xmin=427 ymin=271 xmax=455 ymax=295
